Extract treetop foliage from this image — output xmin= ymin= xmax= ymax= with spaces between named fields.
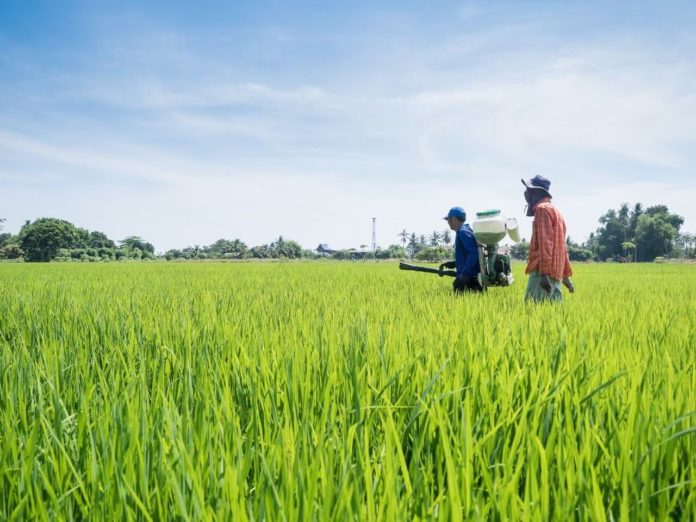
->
xmin=588 ymin=203 xmax=686 ymax=261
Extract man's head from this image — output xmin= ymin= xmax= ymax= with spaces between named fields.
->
xmin=521 ymin=175 xmax=552 ymax=216
xmin=443 ymin=206 xmax=466 ymax=231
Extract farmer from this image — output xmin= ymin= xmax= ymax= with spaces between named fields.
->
xmin=522 ymin=175 xmax=575 ymax=302
xmin=439 ymin=207 xmax=484 ymax=293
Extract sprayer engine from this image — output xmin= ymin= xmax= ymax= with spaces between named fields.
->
xmin=472 ymin=209 xmax=520 ymax=287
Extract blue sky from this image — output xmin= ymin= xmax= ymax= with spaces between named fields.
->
xmin=1 ymin=0 xmax=695 ymax=251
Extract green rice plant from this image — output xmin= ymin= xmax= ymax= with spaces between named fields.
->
xmin=0 ymin=262 xmax=693 ymax=520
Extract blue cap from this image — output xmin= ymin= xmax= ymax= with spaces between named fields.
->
xmin=521 ymin=175 xmax=551 ymax=194
xmin=443 ymin=207 xmax=467 ymax=221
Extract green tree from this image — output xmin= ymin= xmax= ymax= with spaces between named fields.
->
xmin=250 ymin=244 xmax=273 ymax=258
xmin=645 ymin=205 xmax=684 ymax=230
xmin=634 ymin=209 xmax=683 ymax=261
xmin=120 ymin=236 xmax=155 ymax=254
xmin=415 ymin=246 xmax=449 ymax=262
xmin=510 ymin=238 xmax=529 ymax=260
xmin=332 ymin=249 xmax=348 ymax=260
xmin=628 ymin=203 xmax=643 ymax=240
xmin=595 ymin=209 xmax=625 ymax=260
xmin=567 ymin=238 xmax=594 ymax=262
xmin=398 ymin=229 xmax=409 ymax=251
xmin=441 ymin=229 xmax=452 ymax=247
xmin=271 ymin=237 xmax=302 ymax=258
xmin=407 ymin=233 xmax=419 ymax=259
xmin=675 ymin=232 xmax=695 ymax=259
xmin=0 ymin=233 xmax=13 ymax=248
xmin=376 ymin=244 xmax=406 ymax=259
xmin=19 ymin=218 xmax=87 ymax=261
xmin=0 ymin=242 xmax=23 ymax=259
xmin=208 ymin=238 xmax=248 ymax=259
xmin=583 ymin=232 xmax=598 ymax=256
xmin=617 ymin=203 xmax=630 ymax=241
xmin=429 ymin=231 xmax=441 ymax=247
xmin=592 ymin=203 xmax=682 ymax=261
xmin=89 ymin=231 xmax=116 ymax=249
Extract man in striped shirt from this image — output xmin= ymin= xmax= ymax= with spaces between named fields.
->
xmin=522 ymin=175 xmax=575 ymax=302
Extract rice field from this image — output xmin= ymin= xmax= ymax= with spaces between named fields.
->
xmin=0 ymin=261 xmax=694 ymax=520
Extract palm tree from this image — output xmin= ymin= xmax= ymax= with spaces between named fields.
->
xmin=622 ymin=241 xmax=636 ymax=262
xmin=429 ymin=231 xmax=441 ymax=247
xmin=442 ymin=229 xmax=452 ymax=247
xmin=407 ymin=233 xmax=418 ymax=259
xmin=682 ymin=232 xmax=696 ymax=259
xmin=398 ymin=229 xmax=409 ymax=250
xmin=269 ymin=236 xmax=286 ymax=258
xmin=358 ymin=244 xmax=368 ymax=261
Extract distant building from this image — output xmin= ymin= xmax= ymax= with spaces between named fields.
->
xmin=315 ymin=244 xmax=335 ymax=256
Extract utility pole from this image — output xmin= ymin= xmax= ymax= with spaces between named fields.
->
xmin=372 ymin=217 xmax=377 ymax=261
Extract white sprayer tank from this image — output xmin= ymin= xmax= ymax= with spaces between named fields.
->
xmin=506 ymin=218 xmax=521 ymax=242
xmin=472 ymin=210 xmax=520 ymax=244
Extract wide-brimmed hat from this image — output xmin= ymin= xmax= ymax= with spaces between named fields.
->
xmin=521 ymin=175 xmax=551 ymax=196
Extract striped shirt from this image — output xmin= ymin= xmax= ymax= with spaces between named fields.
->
xmin=526 ymin=198 xmax=573 ymax=281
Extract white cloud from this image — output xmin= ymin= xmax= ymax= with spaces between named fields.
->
xmin=2 ymin=14 xmax=695 ymax=250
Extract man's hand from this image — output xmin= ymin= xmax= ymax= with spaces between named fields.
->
xmin=439 ymin=261 xmax=455 ymax=277
xmin=562 ymin=277 xmax=575 ymax=293
xmin=467 ymin=276 xmax=484 ymax=292
xmin=539 ymin=273 xmax=552 ymax=293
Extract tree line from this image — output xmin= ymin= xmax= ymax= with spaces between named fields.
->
xmin=0 ymin=218 xmax=409 ymax=262
xmin=0 ymin=203 xmax=693 ymax=262
xmin=508 ymin=203 xmax=692 ymax=262
xmin=396 ymin=229 xmax=453 ymax=260
xmin=0 ymin=218 xmax=155 ymax=262
xmin=585 ymin=203 xmax=691 ymax=261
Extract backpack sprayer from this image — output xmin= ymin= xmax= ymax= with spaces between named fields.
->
xmin=399 ymin=209 xmax=521 ymax=288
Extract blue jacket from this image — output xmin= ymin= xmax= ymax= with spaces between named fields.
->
xmin=455 ymin=223 xmax=480 ymax=278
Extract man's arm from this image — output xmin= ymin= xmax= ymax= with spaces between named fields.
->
xmin=438 ymin=260 xmax=455 ymax=276
xmin=563 ymin=252 xmax=573 ymax=279
xmin=460 ymin=233 xmax=479 ymax=279
xmin=562 ymin=249 xmax=574 ymax=292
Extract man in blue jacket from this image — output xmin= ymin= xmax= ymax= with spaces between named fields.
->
xmin=439 ymin=207 xmax=484 ymax=293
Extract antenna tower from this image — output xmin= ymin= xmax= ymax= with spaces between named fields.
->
xmin=371 ymin=217 xmax=377 ymax=260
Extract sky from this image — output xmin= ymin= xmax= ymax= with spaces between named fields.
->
xmin=1 ymin=0 xmax=695 ymax=252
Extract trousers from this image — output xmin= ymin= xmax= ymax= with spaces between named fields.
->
xmin=525 ymin=271 xmax=563 ymax=303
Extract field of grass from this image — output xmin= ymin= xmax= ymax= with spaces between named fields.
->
xmin=0 ymin=261 xmax=694 ymax=520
